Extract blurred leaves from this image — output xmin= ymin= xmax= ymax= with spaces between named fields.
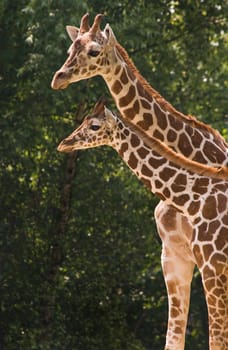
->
xmin=0 ymin=0 xmax=227 ymax=349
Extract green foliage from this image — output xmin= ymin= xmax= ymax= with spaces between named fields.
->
xmin=0 ymin=1 xmax=227 ymax=349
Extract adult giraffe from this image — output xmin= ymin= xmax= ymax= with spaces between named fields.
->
xmin=51 ymin=14 xmax=228 ymax=349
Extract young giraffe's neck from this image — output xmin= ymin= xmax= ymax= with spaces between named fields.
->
xmin=111 ymin=117 xmax=227 ymax=221
xmin=103 ymin=44 xmax=228 ymax=167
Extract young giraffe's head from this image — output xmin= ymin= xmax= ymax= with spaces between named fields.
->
xmin=58 ymin=99 xmax=117 ymax=152
xmin=51 ymin=14 xmax=117 ymax=90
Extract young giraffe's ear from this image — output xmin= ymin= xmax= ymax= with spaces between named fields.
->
xmin=103 ymin=24 xmax=117 ymax=46
xmin=66 ymin=26 xmax=80 ymax=42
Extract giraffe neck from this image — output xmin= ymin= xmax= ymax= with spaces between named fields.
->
xmin=111 ymin=118 xmax=228 ymax=220
xmin=103 ymin=44 xmax=228 ymax=167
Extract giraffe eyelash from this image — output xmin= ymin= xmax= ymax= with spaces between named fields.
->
xmin=90 ymin=124 xmax=100 ymax=131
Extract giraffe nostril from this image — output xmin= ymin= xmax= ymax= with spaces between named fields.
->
xmin=51 ymin=70 xmax=70 ymax=89
xmin=57 ymin=71 xmax=65 ymax=79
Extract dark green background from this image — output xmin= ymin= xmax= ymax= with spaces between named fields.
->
xmin=0 ymin=1 xmax=227 ymax=349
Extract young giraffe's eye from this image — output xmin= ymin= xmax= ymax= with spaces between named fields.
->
xmin=88 ymin=49 xmax=100 ymax=57
xmin=90 ymin=124 xmax=100 ymax=131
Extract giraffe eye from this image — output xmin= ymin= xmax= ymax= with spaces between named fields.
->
xmin=90 ymin=124 xmax=100 ymax=131
xmin=88 ymin=49 xmax=100 ymax=57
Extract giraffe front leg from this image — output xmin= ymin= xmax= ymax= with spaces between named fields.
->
xmin=161 ymin=244 xmax=195 ymax=350
xmin=196 ymin=265 xmax=228 ymax=350
xmin=193 ymin=234 xmax=228 ymax=350
xmin=155 ymin=202 xmax=195 ymax=350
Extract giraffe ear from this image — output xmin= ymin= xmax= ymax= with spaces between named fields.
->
xmin=104 ymin=106 xmax=117 ymax=128
xmin=103 ymin=24 xmax=117 ymax=46
xmin=93 ymin=97 xmax=106 ymax=115
xmin=66 ymin=26 xmax=80 ymax=42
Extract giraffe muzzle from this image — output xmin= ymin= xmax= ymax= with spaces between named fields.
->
xmin=51 ymin=70 xmax=70 ymax=90
xmin=57 ymin=138 xmax=75 ymax=153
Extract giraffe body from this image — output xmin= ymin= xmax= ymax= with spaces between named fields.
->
xmin=58 ymin=101 xmax=228 ymax=350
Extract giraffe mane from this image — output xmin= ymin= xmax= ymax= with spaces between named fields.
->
xmin=120 ymin=116 xmax=228 ymax=180
xmin=115 ymin=43 xmax=228 ymax=147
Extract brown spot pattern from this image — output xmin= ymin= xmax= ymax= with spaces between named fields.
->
xmin=133 ymin=100 xmax=140 ymax=114
xmin=171 ymin=182 xmax=185 ymax=193
xmin=188 ymin=201 xmax=201 ymax=216
xmin=214 ymin=183 xmax=227 ymax=192
xmin=222 ymin=215 xmax=228 ymax=225
xmin=89 ymin=65 xmax=97 ymax=71
xmin=112 ymin=80 xmax=122 ymax=94
xmin=202 ymin=196 xmax=218 ymax=220
xmin=123 ymin=128 xmax=130 ymax=136
xmin=203 ymin=244 xmax=214 ymax=261
xmin=193 ymin=151 xmax=208 ymax=163
xmin=153 ymin=129 xmax=164 ymax=141
xmin=208 ymin=220 xmax=220 ymax=233
xmin=123 ymin=99 xmax=140 ymax=120
xmin=167 ymin=129 xmax=177 ymax=142
xmin=136 ymin=113 xmax=153 ymax=131
xmin=204 ymin=141 xmax=226 ymax=163
xmin=155 ymin=180 xmax=163 ymax=188
xmin=141 ymin=99 xmax=151 ymax=110
xmin=154 ymin=103 xmax=168 ymax=130
xmin=177 ymin=133 xmax=193 ymax=156
xmin=217 ymin=193 xmax=227 ymax=213
xmin=141 ymin=164 xmax=153 ymax=177
xmin=192 ymin=178 xmax=209 ymax=194
xmin=149 ymin=157 xmax=166 ymax=169
xmin=173 ymin=194 xmax=190 ymax=206
xmin=174 ymin=173 xmax=187 ymax=186
xmin=171 ymin=308 xmax=180 ymax=318
xmin=215 ymin=227 xmax=227 ymax=250
xmin=163 ymin=187 xmax=171 ymax=197
xmin=137 ymin=119 xmax=151 ymax=131
xmin=128 ymin=152 xmax=138 ymax=169
xmin=159 ymin=168 xmax=176 ymax=181
xmin=114 ymin=65 xmax=121 ymax=75
xmin=137 ymin=147 xmax=150 ymax=159
xmin=190 ymin=129 xmax=203 ymax=147
xmin=166 ymin=280 xmax=177 ymax=294
xmin=119 ymin=142 xmax=128 ymax=156
xmin=119 ymin=85 xmax=136 ymax=107
xmin=197 ymin=223 xmax=214 ymax=242
xmin=210 ymin=253 xmax=227 ymax=274
xmin=130 ymin=134 xmax=140 ymax=148
xmin=120 ymin=69 xmax=128 ymax=84
xmin=169 ymin=114 xmax=183 ymax=131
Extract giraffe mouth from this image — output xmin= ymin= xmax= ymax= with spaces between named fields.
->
xmin=57 ymin=82 xmax=69 ymax=90
xmin=51 ymin=79 xmax=69 ymax=90
xmin=57 ymin=139 xmax=75 ymax=153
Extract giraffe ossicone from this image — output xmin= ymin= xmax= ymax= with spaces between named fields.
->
xmin=58 ymin=99 xmax=228 ymax=350
xmin=52 ymin=13 xmax=228 ymax=350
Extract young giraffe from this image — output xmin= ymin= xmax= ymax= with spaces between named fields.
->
xmin=51 ymin=14 xmax=228 ymax=349
xmin=57 ymin=99 xmax=228 ymax=350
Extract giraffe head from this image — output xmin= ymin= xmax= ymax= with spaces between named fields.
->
xmin=51 ymin=14 xmax=117 ymax=90
xmin=57 ymin=99 xmax=117 ymax=152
